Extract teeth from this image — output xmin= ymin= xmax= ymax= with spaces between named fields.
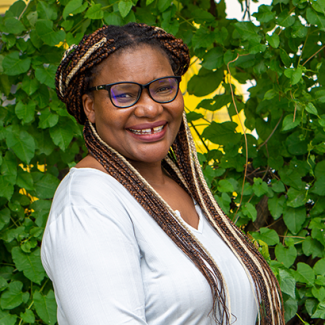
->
xmin=129 ymin=125 xmax=164 ymax=135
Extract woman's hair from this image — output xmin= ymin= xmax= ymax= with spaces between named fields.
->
xmin=55 ymin=23 xmax=284 ymax=325
xmin=56 ymin=23 xmax=190 ymax=125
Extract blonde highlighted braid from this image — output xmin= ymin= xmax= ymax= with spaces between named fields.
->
xmin=55 ymin=23 xmax=285 ymax=325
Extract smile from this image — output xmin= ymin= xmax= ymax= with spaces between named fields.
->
xmin=128 ymin=124 xmax=165 ymax=135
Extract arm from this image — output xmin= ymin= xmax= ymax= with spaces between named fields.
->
xmin=41 ymin=203 xmax=147 ymax=325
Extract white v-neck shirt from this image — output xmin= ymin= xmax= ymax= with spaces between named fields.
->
xmin=41 ymin=168 xmax=258 ymax=325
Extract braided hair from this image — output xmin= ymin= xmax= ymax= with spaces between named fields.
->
xmin=55 ymin=23 xmax=284 ymax=325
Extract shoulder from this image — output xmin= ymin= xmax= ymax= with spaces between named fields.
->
xmin=49 ymin=167 xmax=138 ymax=222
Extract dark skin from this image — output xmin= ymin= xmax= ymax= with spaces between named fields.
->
xmin=77 ymin=45 xmax=199 ymax=229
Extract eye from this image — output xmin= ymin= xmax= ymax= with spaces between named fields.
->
xmin=156 ymin=85 xmax=173 ymax=93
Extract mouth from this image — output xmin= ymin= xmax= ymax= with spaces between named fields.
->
xmin=128 ymin=124 xmax=166 ymax=135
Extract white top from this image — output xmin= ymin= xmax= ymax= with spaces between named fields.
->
xmin=41 ymin=167 xmax=258 ymax=325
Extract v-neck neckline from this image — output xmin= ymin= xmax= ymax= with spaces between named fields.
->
xmin=174 ymin=203 xmax=204 ymax=234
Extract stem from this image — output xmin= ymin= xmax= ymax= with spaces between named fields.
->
xmin=302 ymin=44 xmax=325 ymax=67
xmin=189 ymin=121 xmax=210 ymax=153
xmin=257 ymin=113 xmax=283 ymax=150
xmin=226 ymin=54 xmax=249 ymax=220
xmin=18 ymin=0 xmax=31 ymax=20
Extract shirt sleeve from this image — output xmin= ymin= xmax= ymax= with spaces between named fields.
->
xmin=41 ymin=201 xmax=147 ymax=325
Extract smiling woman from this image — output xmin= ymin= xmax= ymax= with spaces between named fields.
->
xmin=41 ymin=23 xmax=284 ymax=325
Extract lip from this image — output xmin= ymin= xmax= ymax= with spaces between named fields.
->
xmin=127 ymin=120 xmax=167 ymax=130
xmin=126 ymin=123 xmax=167 ymax=142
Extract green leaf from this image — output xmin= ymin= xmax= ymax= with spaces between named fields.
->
xmin=278 ymin=269 xmax=296 ymax=298
xmin=0 ymin=308 xmax=17 ymax=325
xmin=15 ymin=101 xmax=35 ymax=124
xmin=296 ymin=262 xmax=315 ymax=285
xmin=188 ymin=68 xmax=224 ymax=97
xmin=270 ymin=180 xmax=285 ymax=193
xmin=306 ymin=8 xmax=325 ymax=30
xmin=202 ymin=47 xmax=224 ymax=70
xmin=16 ymin=168 xmax=34 ymax=191
xmin=234 ymin=21 xmax=261 ymax=42
xmin=283 ymin=206 xmax=306 ymax=234
xmin=287 ymin=188 xmax=307 ymax=208
xmin=1 ymin=151 xmax=17 ymax=185
xmin=4 ymin=17 xmax=25 ymax=34
xmin=49 ymin=118 xmax=76 ymax=151
xmin=264 ymin=89 xmax=277 ymax=100
xmin=6 ymin=130 xmax=35 ymax=164
xmin=252 ymin=177 xmax=269 ymax=197
xmin=314 ymin=259 xmax=325 ymax=276
xmin=20 ymin=309 xmax=35 ymax=323
xmin=118 ymin=0 xmax=133 ymax=18
xmin=30 ymin=200 xmax=52 ymax=227
xmin=266 ymin=33 xmax=280 ymax=48
xmin=202 ymin=121 xmax=241 ymax=146
xmin=312 ymin=0 xmax=325 ymax=15
xmin=85 ymin=3 xmax=103 ymax=19
xmin=0 ymin=177 xmax=14 ymax=201
xmin=282 ymin=114 xmax=300 ymax=131
xmin=11 ymin=247 xmax=45 ymax=284
xmin=253 ymin=228 xmax=279 ymax=246
xmin=0 ymin=281 xmax=23 ymax=310
xmin=104 ymin=12 xmax=123 ymax=26
xmin=62 ymin=0 xmax=83 ymax=19
xmin=291 ymin=67 xmax=303 ymax=85
xmin=158 ymin=0 xmax=172 ymax=12
xmin=33 ymin=290 xmax=57 ymax=325
xmin=253 ymin=5 xmax=276 ymax=23
xmin=310 ymin=218 xmax=325 ymax=246
xmin=302 ymin=237 xmax=324 ymax=258
xmin=35 ymin=65 xmax=56 ymax=89
xmin=284 ymin=297 xmax=298 ymax=323
xmin=35 ymin=20 xmax=65 ymax=46
xmin=34 ymin=173 xmax=60 ymax=199
xmin=280 ymin=48 xmax=291 ymax=67
xmin=37 ymin=1 xmax=57 ymax=20
xmin=242 ymin=202 xmax=257 ymax=221
xmin=0 ymin=276 xmax=8 ymax=292
xmin=306 ymin=103 xmax=318 ymax=115
xmin=275 ymin=243 xmax=297 ymax=268
xmin=0 ymin=208 xmax=10 ymax=231
xmin=2 ymin=52 xmax=31 ymax=76
xmin=312 ymin=286 xmax=325 ymax=302
xmin=186 ymin=111 xmax=203 ymax=123
xmin=161 ymin=19 xmax=179 ymax=36
xmin=38 ymin=109 xmax=59 ymax=129
xmin=312 ymin=302 xmax=325 ymax=318
xmin=277 ymin=9 xmax=295 ymax=27
xmin=21 ymin=77 xmax=39 ymax=96
xmin=217 ymin=179 xmax=234 ymax=193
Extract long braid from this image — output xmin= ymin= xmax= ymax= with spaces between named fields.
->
xmin=55 ymin=22 xmax=284 ymax=325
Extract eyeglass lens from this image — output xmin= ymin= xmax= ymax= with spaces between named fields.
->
xmin=110 ymin=77 xmax=179 ymax=108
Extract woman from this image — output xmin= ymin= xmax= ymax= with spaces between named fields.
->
xmin=41 ymin=23 xmax=284 ymax=325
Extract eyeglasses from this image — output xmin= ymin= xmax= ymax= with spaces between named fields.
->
xmin=88 ymin=76 xmax=181 ymax=109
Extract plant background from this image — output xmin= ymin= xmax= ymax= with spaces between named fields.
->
xmin=0 ymin=0 xmax=325 ymax=324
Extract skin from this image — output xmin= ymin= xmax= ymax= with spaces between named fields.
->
xmin=78 ymin=45 xmax=199 ymax=229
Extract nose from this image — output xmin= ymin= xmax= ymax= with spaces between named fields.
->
xmin=133 ymin=89 xmax=163 ymax=118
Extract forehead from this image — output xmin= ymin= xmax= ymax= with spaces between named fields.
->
xmin=92 ymin=45 xmax=173 ymax=85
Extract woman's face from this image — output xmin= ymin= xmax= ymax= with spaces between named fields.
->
xmin=82 ymin=45 xmax=184 ymax=167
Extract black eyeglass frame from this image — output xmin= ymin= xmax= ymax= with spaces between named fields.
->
xmin=87 ymin=76 xmax=182 ymax=109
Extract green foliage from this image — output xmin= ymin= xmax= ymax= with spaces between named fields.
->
xmin=0 ymin=0 xmax=325 ymax=324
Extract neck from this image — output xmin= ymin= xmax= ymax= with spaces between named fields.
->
xmin=128 ymin=159 xmax=168 ymax=187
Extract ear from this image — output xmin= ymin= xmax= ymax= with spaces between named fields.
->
xmin=82 ymin=93 xmax=96 ymax=123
